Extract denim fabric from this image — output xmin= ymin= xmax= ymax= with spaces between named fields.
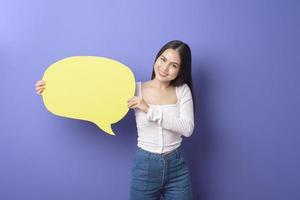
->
xmin=129 ymin=146 xmax=193 ymax=200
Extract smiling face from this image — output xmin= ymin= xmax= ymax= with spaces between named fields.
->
xmin=153 ymin=48 xmax=181 ymax=84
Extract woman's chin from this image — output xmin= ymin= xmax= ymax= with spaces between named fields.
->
xmin=156 ymin=77 xmax=171 ymax=83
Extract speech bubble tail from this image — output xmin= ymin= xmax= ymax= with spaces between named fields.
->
xmin=95 ymin=122 xmax=115 ymax=136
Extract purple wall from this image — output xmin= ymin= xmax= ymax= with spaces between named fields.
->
xmin=1 ymin=0 xmax=300 ymax=199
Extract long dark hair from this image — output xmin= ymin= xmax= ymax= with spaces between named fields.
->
xmin=151 ymin=40 xmax=194 ymax=97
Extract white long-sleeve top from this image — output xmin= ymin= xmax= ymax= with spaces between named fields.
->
xmin=134 ymin=82 xmax=194 ymax=154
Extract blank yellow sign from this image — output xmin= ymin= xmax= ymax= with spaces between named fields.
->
xmin=42 ymin=56 xmax=136 ymax=135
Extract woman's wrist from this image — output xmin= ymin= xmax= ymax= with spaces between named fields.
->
xmin=143 ymin=104 xmax=149 ymax=113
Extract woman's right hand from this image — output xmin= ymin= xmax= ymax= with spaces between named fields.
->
xmin=35 ymin=80 xmax=46 ymax=95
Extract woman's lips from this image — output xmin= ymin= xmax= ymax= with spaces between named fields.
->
xmin=159 ymin=70 xmax=168 ymax=77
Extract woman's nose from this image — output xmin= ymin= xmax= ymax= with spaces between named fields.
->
xmin=161 ymin=63 xmax=169 ymax=71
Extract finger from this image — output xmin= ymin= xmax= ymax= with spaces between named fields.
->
xmin=35 ymin=82 xmax=45 ymax=87
xmin=36 ymin=85 xmax=45 ymax=89
xmin=128 ymin=102 xmax=138 ymax=108
xmin=128 ymin=98 xmax=137 ymax=105
xmin=35 ymin=80 xmax=46 ymax=86
xmin=128 ymin=101 xmax=135 ymax=108
xmin=37 ymin=88 xmax=44 ymax=94
xmin=127 ymin=96 xmax=137 ymax=103
xmin=36 ymin=89 xmax=42 ymax=95
xmin=130 ymin=104 xmax=139 ymax=109
xmin=127 ymin=98 xmax=133 ymax=103
xmin=37 ymin=88 xmax=43 ymax=93
xmin=35 ymin=86 xmax=45 ymax=91
xmin=128 ymin=101 xmax=138 ymax=108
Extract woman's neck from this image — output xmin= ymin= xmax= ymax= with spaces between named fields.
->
xmin=150 ymin=78 xmax=172 ymax=90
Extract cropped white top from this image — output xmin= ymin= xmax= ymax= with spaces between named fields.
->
xmin=134 ymin=82 xmax=194 ymax=154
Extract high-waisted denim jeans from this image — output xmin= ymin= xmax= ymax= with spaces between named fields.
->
xmin=129 ymin=146 xmax=193 ymax=200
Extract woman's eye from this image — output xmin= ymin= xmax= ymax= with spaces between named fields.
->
xmin=172 ymin=64 xmax=178 ymax=68
xmin=161 ymin=57 xmax=166 ymax=62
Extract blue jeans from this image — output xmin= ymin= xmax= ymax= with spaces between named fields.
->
xmin=129 ymin=146 xmax=193 ymax=200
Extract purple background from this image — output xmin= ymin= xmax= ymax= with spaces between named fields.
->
xmin=1 ymin=0 xmax=300 ymax=199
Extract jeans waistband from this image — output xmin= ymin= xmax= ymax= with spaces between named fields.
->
xmin=136 ymin=146 xmax=182 ymax=160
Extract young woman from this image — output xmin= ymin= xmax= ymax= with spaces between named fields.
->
xmin=35 ymin=40 xmax=195 ymax=200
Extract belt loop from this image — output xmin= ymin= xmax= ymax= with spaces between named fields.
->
xmin=175 ymin=147 xmax=180 ymax=160
xmin=146 ymin=149 xmax=151 ymax=160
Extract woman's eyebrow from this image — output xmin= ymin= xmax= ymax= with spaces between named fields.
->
xmin=161 ymin=55 xmax=180 ymax=65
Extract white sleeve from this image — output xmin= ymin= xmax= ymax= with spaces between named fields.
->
xmin=134 ymin=82 xmax=141 ymax=96
xmin=146 ymin=84 xmax=195 ymax=137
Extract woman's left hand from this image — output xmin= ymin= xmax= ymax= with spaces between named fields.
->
xmin=127 ymin=96 xmax=149 ymax=113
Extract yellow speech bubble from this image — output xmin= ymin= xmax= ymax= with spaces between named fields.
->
xmin=42 ymin=56 xmax=136 ymax=135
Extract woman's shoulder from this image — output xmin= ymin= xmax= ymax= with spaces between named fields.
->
xmin=135 ymin=81 xmax=152 ymax=96
xmin=177 ymin=83 xmax=189 ymax=91
xmin=135 ymin=81 xmax=141 ymax=87
xmin=135 ymin=82 xmax=141 ymax=96
xmin=177 ymin=83 xmax=192 ymax=99
xmin=140 ymin=81 xmax=152 ymax=87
